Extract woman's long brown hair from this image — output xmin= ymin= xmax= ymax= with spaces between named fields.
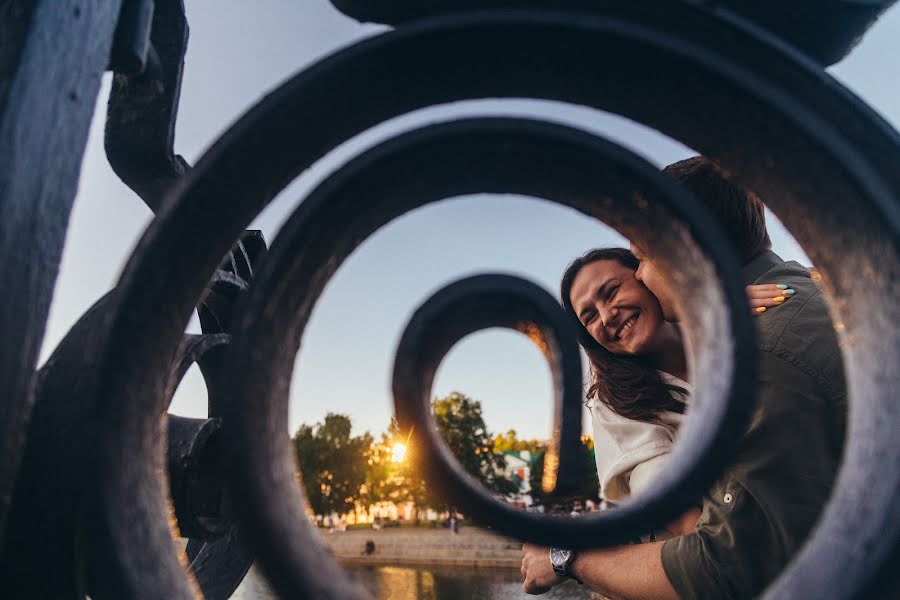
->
xmin=560 ymin=248 xmax=686 ymax=423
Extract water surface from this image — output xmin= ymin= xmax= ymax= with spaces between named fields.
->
xmin=232 ymin=563 xmax=593 ymax=599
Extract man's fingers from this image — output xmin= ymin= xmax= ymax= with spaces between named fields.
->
xmin=521 ymin=545 xmax=544 ymax=595
xmin=523 ymin=580 xmax=551 ymax=595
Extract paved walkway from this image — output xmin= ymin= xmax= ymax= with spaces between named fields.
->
xmin=323 ymin=527 xmax=525 ymax=568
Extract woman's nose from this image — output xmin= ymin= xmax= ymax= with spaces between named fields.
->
xmin=599 ymin=305 xmax=619 ymax=328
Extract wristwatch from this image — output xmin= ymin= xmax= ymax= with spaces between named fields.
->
xmin=550 ymin=547 xmax=581 ymax=583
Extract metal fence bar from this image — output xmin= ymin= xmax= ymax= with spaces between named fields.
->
xmin=0 ymin=2 xmax=896 ymax=598
xmin=0 ymin=0 xmax=123 ymax=541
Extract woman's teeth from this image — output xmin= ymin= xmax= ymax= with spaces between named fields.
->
xmin=616 ymin=315 xmax=638 ymax=340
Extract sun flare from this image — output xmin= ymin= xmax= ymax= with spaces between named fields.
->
xmin=391 ymin=442 xmax=407 ymax=463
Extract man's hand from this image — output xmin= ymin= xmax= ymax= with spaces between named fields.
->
xmin=521 ymin=544 xmax=565 ymax=595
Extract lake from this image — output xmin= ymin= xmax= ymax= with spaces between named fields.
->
xmin=231 ymin=563 xmax=595 ymax=599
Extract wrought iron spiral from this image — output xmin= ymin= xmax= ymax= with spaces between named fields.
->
xmin=0 ymin=1 xmax=897 ymax=598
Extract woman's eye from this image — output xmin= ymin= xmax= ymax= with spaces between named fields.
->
xmin=607 ymin=285 xmax=619 ymax=300
xmin=585 ymin=313 xmax=596 ymax=325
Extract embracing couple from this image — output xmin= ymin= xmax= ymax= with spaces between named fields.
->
xmin=521 ymin=157 xmax=846 ymax=599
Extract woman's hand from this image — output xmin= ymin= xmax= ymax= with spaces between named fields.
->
xmin=746 ymin=283 xmax=796 ymax=316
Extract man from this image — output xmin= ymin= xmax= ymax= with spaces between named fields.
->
xmin=522 ymin=156 xmax=846 ymax=599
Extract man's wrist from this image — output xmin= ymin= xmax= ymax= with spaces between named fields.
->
xmin=550 ymin=548 xmax=583 ymax=584
xmin=567 ymin=550 xmax=584 ymax=585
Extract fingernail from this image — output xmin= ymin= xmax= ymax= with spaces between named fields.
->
xmin=756 ymin=307 xmax=767 ymax=313
xmin=776 ymin=284 xmax=788 ymax=289
xmin=773 ymin=296 xmax=785 ymax=303
xmin=784 ymin=289 xmax=796 ymax=295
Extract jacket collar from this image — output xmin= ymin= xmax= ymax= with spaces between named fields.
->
xmin=742 ymin=250 xmax=784 ymax=284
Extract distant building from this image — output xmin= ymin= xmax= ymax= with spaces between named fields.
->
xmin=501 ymin=450 xmax=533 ymax=508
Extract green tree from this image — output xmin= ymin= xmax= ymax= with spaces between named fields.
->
xmin=493 ymin=429 xmax=546 ymax=454
xmin=293 ymin=413 xmax=373 ymax=516
xmin=529 ymin=436 xmax=600 ymax=510
xmin=433 ymin=392 xmax=518 ymax=498
xmin=364 ymin=417 xmax=431 ymax=519
xmin=366 ymin=394 xmax=521 ymax=519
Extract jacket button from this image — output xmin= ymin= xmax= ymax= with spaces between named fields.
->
xmin=723 ymin=493 xmax=733 ymax=504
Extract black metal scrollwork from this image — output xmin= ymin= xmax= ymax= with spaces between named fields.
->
xmin=216 ymin=118 xmax=756 ymax=595
xmin=0 ymin=0 xmax=897 ymax=598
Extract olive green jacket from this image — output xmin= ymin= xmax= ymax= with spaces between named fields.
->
xmin=661 ymin=251 xmax=846 ymax=599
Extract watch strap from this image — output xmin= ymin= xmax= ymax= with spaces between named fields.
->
xmin=550 ymin=548 xmax=582 ymax=583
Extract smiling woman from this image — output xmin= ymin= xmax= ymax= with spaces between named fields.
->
xmin=559 ymin=243 xmax=799 ymax=509
xmin=569 ymin=258 xmax=675 ymax=360
xmin=561 ymin=248 xmax=687 ymax=426
xmin=561 ymin=247 xmax=691 ymax=510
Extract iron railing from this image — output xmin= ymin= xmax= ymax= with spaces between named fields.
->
xmin=0 ymin=1 xmax=897 ymax=598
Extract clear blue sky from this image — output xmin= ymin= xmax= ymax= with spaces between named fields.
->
xmin=42 ymin=2 xmax=900 ymax=441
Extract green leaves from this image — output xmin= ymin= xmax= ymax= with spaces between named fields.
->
xmin=528 ymin=438 xmax=599 ymax=510
xmin=293 ymin=413 xmax=373 ymax=516
xmin=432 ymin=392 xmax=518 ymax=498
xmin=292 ymin=394 xmax=565 ymax=518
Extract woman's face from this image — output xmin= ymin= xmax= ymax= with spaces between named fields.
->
xmin=569 ymin=259 xmax=666 ymax=356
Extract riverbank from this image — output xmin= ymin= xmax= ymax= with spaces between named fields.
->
xmin=322 ymin=527 xmax=525 ymax=568
xmin=231 ymin=562 xmax=595 ymax=599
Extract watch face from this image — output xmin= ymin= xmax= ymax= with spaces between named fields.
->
xmin=551 ymin=548 xmax=572 ymax=569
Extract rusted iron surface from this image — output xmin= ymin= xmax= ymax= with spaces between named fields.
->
xmin=0 ymin=1 xmax=897 ymax=599
xmin=0 ymin=0 xmax=124 ymax=543
xmin=330 ymin=0 xmax=897 ymax=65
xmin=217 ymin=116 xmax=754 ymax=571
xmin=108 ymin=0 xmax=155 ymax=75
xmin=106 ymin=0 xmax=189 ymax=212
xmin=395 ymin=273 xmax=588 ymax=500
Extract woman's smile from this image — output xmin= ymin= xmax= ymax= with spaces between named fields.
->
xmin=614 ymin=313 xmax=639 ymax=342
xmin=569 ymin=259 xmax=666 ymax=357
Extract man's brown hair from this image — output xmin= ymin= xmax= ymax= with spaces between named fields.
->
xmin=664 ymin=156 xmax=771 ymax=263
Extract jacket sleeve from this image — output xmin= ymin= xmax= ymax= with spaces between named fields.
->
xmin=660 ymin=352 xmax=840 ymax=599
xmin=589 ymin=402 xmax=677 ymax=503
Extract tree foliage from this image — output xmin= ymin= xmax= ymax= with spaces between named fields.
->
xmin=493 ymin=429 xmax=546 ymax=454
xmin=293 ymin=413 xmax=373 ymax=516
xmin=364 ymin=417 xmax=431 ymax=515
xmin=432 ymin=392 xmax=518 ymax=498
xmin=529 ymin=436 xmax=600 ymax=509
xmin=293 ymin=394 xmax=528 ymax=519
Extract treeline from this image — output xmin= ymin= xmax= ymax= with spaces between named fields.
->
xmin=292 ymin=391 xmax=599 ymax=518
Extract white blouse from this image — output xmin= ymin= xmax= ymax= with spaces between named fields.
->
xmin=588 ymin=372 xmax=691 ymax=504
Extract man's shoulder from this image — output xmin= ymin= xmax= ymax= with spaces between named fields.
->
xmin=751 ymin=260 xmax=845 ymax=401
xmin=752 ymin=261 xmax=830 ymax=348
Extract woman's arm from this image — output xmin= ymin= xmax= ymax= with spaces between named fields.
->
xmin=590 ymin=403 xmax=676 ymax=503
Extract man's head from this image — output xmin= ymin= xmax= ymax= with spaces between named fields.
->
xmin=633 ymin=156 xmax=771 ymax=321
xmin=664 ymin=156 xmax=771 ymax=262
